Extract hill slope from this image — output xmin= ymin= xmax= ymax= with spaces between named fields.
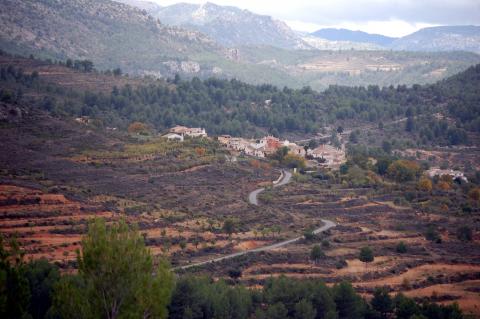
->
xmin=390 ymin=26 xmax=480 ymax=53
xmin=0 ymin=0 xmax=225 ymax=75
xmin=150 ymin=2 xmax=309 ymax=49
xmin=1 ymin=52 xmax=479 ymax=145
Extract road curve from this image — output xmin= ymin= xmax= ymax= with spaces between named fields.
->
xmin=248 ymin=170 xmax=292 ymax=205
xmin=175 ymin=170 xmax=336 ymax=271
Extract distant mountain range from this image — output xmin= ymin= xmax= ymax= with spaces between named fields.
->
xmin=310 ymin=28 xmax=396 ymax=46
xmin=1 ymin=0 xmax=479 ymax=91
xmin=118 ymin=1 xmax=480 ymax=54
xmin=146 ymin=2 xmax=310 ymax=49
xmin=389 ymin=26 xmax=480 ymax=52
xmin=309 ymin=26 xmax=480 ymax=53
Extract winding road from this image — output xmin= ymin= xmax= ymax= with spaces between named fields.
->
xmin=175 ymin=170 xmax=336 ymax=270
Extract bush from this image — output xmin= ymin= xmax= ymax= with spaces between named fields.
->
xmin=417 ymin=177 xmax=432 ymax=192
xmin=425 ymin=226 xmax=441 ymax=243
xmin=303 ymin=229 xmax=316 ymax=241
xmin=456 ymin=226 xmax=473 ymax=242
xmin=387 ymin=160 xmax=421 ymax=182
xmin=396 ymin=241 xmax=408 ymax=253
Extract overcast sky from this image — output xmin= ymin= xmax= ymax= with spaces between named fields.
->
xmin=150 ymin=0 xmax=480 ymax=37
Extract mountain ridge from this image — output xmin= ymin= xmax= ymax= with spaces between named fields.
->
xmin=310 ymin=28 xmax=397 ymax=46
xmin=143 ymin=1 xmax=311 ymax=49
xmin=390 ymin=25 xmax=480 ymax=52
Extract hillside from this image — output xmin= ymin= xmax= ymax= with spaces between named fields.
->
xmin=310 ymin=28 xmax=396 ymax=47
xmin=115 ymin=0 xmax=162 ymax=13
xmin=390 ymin=25 xmax=480 ymax=53
xmin=1 ymin=52 xmax=479 ymax=148
xmin=145 ymin=2 xmax=309 ymax=49
xmin=0 ymin=0 xmax=226 ymax=75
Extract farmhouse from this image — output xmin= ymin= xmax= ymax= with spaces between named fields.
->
xmin=217 ymin=135 xmax=232 ymax=144
xmin=244 ymin=145 xmax=266 ymax=158
xmin=310 ymin=144 xmax=346 ymax=168
xmin=262 ymin=136 xmax=282 ymax=154
xmin=169 ymin=125 xmax=207 ymax=138
xmin=163 ymin=133 xmax=184 ymax=142
xmin=282 ymin=140 xmax=306 ymax=157
xmin=75 ymin=116 xmax=91 ymax=125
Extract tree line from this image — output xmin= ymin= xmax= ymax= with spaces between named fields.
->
xmin=0 ymin=52 xmax=479 ymax=146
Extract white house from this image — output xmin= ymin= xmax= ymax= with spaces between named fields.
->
xmin=169 ymin=125 xmax=207 ymax=138
xmin=426 ymin=168 xmax=468 ymax=182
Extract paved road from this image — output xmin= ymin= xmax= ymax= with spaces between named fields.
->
xmin=176 ymin=219 xmax=335 ymax=270
xmin=248 ymin=170 xmax=292 ymax=205
xmin=175 ymin=170 xmax=336 ymax=271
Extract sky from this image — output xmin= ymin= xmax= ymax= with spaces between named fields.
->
xmin=150 ymin=0 xmax=480 ymax=37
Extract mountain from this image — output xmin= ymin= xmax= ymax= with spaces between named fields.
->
xmin=310 ymin=28 xmax=396 ymax=47
xmin=0 ymin=0 xmax=226 ymax=76
xmin=115 ymin=0 xmax=162 ymax=14
xmin=390 ymin=25 xmax=480 ymax=53
xmin=1 ymin=0 xmax=479 ymax=91
xmin=149 ymin=2 xmax=310 ymax=49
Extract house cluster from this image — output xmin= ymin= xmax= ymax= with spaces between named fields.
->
xmin=162 ymin=125 xmax=208 ymax=141
xmin=218 ymin=135 xmax=346 ymax=168
xmin=161 ymin=125 xmax=346 ymax=168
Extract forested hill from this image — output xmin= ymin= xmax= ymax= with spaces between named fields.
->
xmin=1 ymin=53 xmax=479 ymax=146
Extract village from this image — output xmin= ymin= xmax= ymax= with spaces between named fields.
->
xmin=163 ymin=125 xmax=347 ymax=169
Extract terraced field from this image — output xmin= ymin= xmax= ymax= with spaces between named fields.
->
xmin=188 ymin=178 xmax=480 ymax=317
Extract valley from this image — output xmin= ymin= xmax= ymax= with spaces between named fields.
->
xmin=0 ymin=55 xmax=479 ymax=316
xmin=0 ymin=1 xmax=479 ymax=318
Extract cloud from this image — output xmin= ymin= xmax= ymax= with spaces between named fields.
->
xmin=277 ymin=0 xmax=480 ymax=25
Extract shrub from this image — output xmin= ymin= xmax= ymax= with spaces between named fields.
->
xmin=456 ymin=226 xmax=473 ymax=242
xmin=387 ymin=160 xmax=421 ymax=182
xmin=417 ymin=177 xmax=432 ymax=192
xmin=396 ymin=241 xmax=408 ymax=253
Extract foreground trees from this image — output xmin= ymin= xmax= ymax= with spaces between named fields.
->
xmin=52 ymin=219 xmax=174 ymax=319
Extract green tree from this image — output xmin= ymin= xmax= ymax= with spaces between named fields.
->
xmin=405 ymin=117 xmax=415 ymax=132
xmin=223 ymin=218 xmax=236 ymax=238
xmin=425 ymin=226 xmax=441 ymax=243
xmin=387 ymin=160 xmax=421 ymax=182
xmin=394 ymin=294 xmax=419 ymax=319
xmin=371 ymin=287 xmax=393 ymax=319
xmin=25 ymin=259 xmax=60 ymax=319
xmin=334 ymin=281 xmax=364 ymax=319
xmin=266 ymin=302 xmax=288 ymax=319
xmin=381 ymin=140 xmax=392 ymax=154
xmin=52 ymin=219 xmax=174 ymax=319
xmin=395 ymin=242 xmax=408 ymax=254
xmin=359 ymin=246 xmax=374 ymax=267
xmin=0 ymin=237 xmax=31 ymax=319
xmin=310 ymin=245 xmax=325 ymax=264
xmin=294 ymin=299 xmax=316 ymax=319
